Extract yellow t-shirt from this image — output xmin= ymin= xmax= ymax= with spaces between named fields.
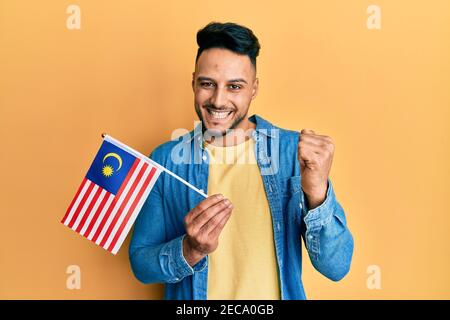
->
xmin=205 ymin=137 xmax=280 ymax=300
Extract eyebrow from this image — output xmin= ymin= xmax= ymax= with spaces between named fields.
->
xmin=196 ymin=76 xmax=248 ymax=84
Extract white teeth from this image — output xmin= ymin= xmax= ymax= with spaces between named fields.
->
xmin=209 ymin=110 xmax=230 ymax=119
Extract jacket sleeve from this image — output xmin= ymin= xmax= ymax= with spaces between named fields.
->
xmin=128 ymin=151 xmax=207 ymax=284
xmin=300 ymin=178 xmax=354 ymax=281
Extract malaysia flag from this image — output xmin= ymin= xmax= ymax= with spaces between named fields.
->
xmin=61 ymin=135 xmax=162 ymax=255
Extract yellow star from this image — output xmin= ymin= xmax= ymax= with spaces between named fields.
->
xmin=102 ymin=165 xmax=114 ymax=177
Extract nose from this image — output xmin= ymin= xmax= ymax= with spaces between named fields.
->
xmin=209 ymin=86 xmax=228 ymax=109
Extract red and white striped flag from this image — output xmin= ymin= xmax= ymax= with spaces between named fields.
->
xmin=61 ymin=135 xmax=162 ymax=255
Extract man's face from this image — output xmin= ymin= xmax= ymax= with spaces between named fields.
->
xmin=192 ymin=48 xmax=258 ymax=135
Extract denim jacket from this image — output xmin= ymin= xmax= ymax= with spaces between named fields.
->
xmin=129 ymin=114 xmax=354 ymax=300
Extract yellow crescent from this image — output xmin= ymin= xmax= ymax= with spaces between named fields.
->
xmin=103 ymin=153 xmax=123 ymax=171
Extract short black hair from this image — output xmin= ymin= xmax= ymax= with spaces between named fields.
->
xmin=195 ymin=22 xmax=261 ymax=70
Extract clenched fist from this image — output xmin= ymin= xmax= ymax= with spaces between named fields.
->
xmin=298 ymin=129 xmax=334 ymax=209
xmin=182 ymin=194 xmax=233 ymax=266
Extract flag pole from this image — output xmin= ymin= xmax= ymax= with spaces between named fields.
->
xmin=101 ymin=133 xmax=208 ymax=198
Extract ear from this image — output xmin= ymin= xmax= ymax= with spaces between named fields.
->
xmin=251 ymin=78 xmax=259 ymax=100
xmin=191 ymin=72 xmax=195 ymax=92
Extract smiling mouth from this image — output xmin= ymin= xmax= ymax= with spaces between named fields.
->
xmin=205 ymin=108 xmax=234 ymax=120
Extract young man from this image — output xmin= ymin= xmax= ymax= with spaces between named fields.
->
xmin=129 ymin=22 xmax=354 ymax=300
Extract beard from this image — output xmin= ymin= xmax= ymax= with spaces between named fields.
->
xmin=195 ymin=103 xmax=248 ymax=137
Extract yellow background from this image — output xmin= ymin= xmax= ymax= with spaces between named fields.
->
xmin=1 ymin=0 xmax=449 ymax=299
